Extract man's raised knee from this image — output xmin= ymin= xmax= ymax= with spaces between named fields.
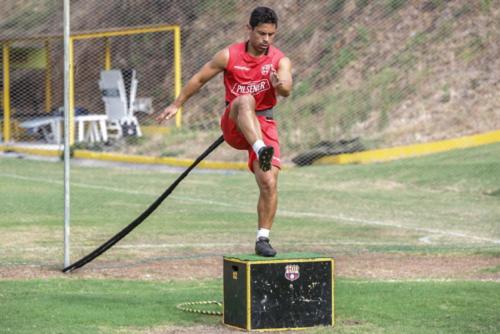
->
xmin=233 ymin=94 xmax=256 ymax=110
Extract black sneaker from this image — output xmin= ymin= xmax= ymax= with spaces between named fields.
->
xmin=255 ymin=237 xmax=277 ymax=257
xmin=258 ymin=146 xmax=274 ymax=172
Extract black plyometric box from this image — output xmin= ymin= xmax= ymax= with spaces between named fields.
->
xmin=223 ymin=253 xmax=334 ymax=331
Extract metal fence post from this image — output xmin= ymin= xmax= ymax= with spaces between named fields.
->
xmin=63 ymin=0 xmax=71 ymax=268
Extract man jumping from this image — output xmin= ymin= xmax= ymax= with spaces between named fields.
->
xmin=156 ymin=6 xmax=293 ymax=257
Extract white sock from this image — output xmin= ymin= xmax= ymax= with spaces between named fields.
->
xmin=256 ymin=228 xmax=270 ymax=240
xmin=252 ymin=140 xmax=266 ymax=156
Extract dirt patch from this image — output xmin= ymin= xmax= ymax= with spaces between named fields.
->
xmin=115 ymin=324 xmax=236 ymax=334
xmin=1 ymin=253 xmax=499 ymax=281
xmin=337 ymin=253 xmax=500 ymax=281
xmin=0 ymin=226 xmax=59 ymax=249
xmin=121 ymin=324 xmax=328 ymax=334
xmin=0 ymin=257 xmax=221 ymax=281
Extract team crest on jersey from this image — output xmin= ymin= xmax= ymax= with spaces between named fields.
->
xmin=231 ymin=79 xmax=270 ymax=95
xmin=284 ymin=264 xmax=300 ymax=282
xmin=261 ymin=64 xmax=273 ymax=75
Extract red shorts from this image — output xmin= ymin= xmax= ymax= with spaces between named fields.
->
xmin=220 ymin=107 xmax=281 ymax=172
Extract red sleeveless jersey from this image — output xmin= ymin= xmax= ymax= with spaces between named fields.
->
xmin=224 ymin=42 xmax=285 ymax=111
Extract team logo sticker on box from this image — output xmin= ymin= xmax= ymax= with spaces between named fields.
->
xmin=285 ymin=264 xmax=300 ymax=281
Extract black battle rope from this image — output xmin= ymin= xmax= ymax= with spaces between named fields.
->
xmin=62 ymin=135 xmax=225 ymax=273
xmin=176 ymin=300 xmax=223 ymax=316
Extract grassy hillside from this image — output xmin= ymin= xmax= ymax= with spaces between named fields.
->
xmin=1 ymin=0 xmax=499 ymax=162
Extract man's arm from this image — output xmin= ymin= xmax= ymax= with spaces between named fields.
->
xmin=270 ymin=57 xmax=292 ymax=97
xmin=156 ymin=48 xmax=228 ymax=123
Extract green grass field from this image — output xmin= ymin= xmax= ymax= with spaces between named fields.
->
xmin=1 ymin=143 xmax=499 ymax=333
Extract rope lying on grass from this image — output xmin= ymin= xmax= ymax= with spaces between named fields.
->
xmin=62 ymin=135 xmax=225 ymax=273
xmin=176 ymin=300 xmax=223 ymax=316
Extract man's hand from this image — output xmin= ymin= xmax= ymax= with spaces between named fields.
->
xmin=156 ymin=104 xmax=178 ymax=124
xmin=270 ymin=58 xmax=292 ymax=97
xmin=270 ymin=68 xmax=283 ymax=88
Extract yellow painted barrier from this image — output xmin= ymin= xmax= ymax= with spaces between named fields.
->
xmin=70 ymin=25 xmax=177 ymax=40
xmin=2 ymin=43 xmax=11 ymax=142
xmin=315 ymin=130 xmax=500 ymax=165
xmin=104 ymin=37 xmax=111 ymax=70
xmin=3 ymin=129 xmax=499 ymax=169
xmin=0 ymin=144 xmax=247 ymax=170
xmin=0 ymin=144 xmax=62 ymax=157
xmin=73 ymin=150 xmax=248 ymax=170
xmin=44 ymin=40 xmax=52 ymax=113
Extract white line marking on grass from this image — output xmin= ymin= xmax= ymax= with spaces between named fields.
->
xmin=2 ymin=172 xmax=500 ymax=244
xmin=419 ymin=235 xmax=434 ymax=244
xmin=0 ymin=172 xmax=236 ymax=207
xmin=276 ymin=210 xmax=500 ymax=244
xmin=113 ymin=240 xmax=398 ymax=248
xmin=346 ymin=279 xmax=500 ymax=283
xmin=6 ymin=240 xmax=397 ymax=252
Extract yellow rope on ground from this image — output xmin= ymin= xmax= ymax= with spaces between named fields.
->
xmin=176 ymin=300 xmax=223 ymax=316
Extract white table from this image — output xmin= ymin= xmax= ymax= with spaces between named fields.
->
xmin=20 ymin=116 xmax=63 ymax=144
xmin=20 ymin=114 xmax=109 ymax=144
xmin=75 ymin=114 xmax=108 ymax=143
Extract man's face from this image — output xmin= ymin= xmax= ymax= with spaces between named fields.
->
xmin=248 ymin=23 xmax=277 ymax=53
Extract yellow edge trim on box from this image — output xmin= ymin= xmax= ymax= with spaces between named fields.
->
xmin=247 ymin=258 xmax=333 ymax=265
xmin=0 ymin=145 xmax=61 ymax=157
xmin=252 ymin=326 xmax=318 ymax=332
xmin=73 ymin=150 xmax=248 ymax=170
xmin=225 ymin=257 xmax=335 ymax=331
xmin=224 ymin=258 xmax=248 ymax=264
xmin=224 ymin=323 xmax=325 ymax=332
xmin=332 ymin=259 xmax=335 ymax=327
xmin=315 ymin=129 xmax=500 ymax=165
xmin=224 ymin=257 xmax=333 ymax=265
xmin=252 ymin=326 xmax=329 ymax=332
xmin=246 ymin=263 xmax=251 ymax=331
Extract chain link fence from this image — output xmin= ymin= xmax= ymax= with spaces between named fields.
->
xmin=1 ymin=0 xmax=499 ymax=166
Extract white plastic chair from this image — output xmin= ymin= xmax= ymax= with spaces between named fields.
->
xmin=99 ymin=69 xmax=142 ymax=139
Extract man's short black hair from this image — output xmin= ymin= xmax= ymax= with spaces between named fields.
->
xmin=249 ymin=7 xmax=278 ymax=29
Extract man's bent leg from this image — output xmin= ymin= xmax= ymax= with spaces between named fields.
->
xmin=254 ymin=162 xmax=279 ymax=256
xmin=229 ymin=95 xmax=274 ymax=171
xmin=255 ymin=164 xmax=279 ymax=229
xmin=229 ymin=95 xmax=261 ymax=145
